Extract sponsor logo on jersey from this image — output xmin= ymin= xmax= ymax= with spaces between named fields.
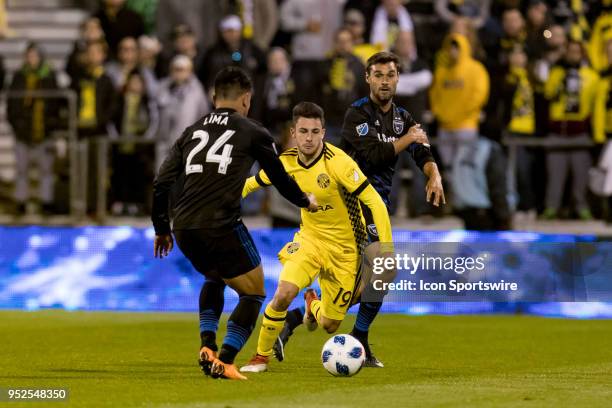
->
xmin=367 ymin=224 xmax=379 ymax=237
xmin=393 ymin=118 xmax=404 ymax=134
xmin=356 ymin=122 xmax=369 ymax=136
xmin=317 ymin=173 xmax=331 ymax=189
xmin=287 ymin=242 xmax=300 ymax=254
xmin=353 ymin=170 xmax=360 ymax=182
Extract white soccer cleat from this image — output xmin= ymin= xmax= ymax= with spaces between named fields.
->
xmin=239 ymin=354 xmax=269 ymax=373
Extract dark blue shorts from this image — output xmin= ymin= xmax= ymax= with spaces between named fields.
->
xmin=174 ymin=221 xmax=261 ymax=279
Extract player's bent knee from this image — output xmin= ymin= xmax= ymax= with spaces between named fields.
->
xmin=321 ymin=319 xmax=341 ymax=334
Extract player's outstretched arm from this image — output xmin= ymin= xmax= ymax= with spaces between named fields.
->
xmin=242 ymin=170 xmax=271 ymax=198
xmin=251 ymin=128 xmax=316 ymax=210
xmin=423 ymin=161 xmax=445 ymax=207
xmin=357 ymin=184 xmax=394 ymax=252
xmin=151 ymin=137 xmax=184 ymax=236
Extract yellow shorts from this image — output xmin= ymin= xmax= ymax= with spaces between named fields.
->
xmin=277 ymin=232 xmax=359 ymax=321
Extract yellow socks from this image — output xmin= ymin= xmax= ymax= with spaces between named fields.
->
xmin=311 ymin=299 xmax=323 ymax=324
xmin=256 ymin=303 xmax=287 ymax=357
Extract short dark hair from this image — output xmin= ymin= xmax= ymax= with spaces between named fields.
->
xmin=366 ymin=51 xmax=401 ymax=74
xmin=292 ymin=101 xmax=325 ymax=127
xmin=213 ymin=67 xmax=253 ymax=100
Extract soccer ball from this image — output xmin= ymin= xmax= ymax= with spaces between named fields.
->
xmin=321 ymin=334 xmax=365 ymax=377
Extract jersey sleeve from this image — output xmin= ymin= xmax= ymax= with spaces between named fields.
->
xmin=242 ymin=169 xmax=272 ymax=198
xmin=151 ymin=133 xmax=185 ymax=235
xmin=341 ymin=107 xmax=396 ymax=167
xmin=250 ymin=127 xmax=309 ymax=208
xmin=331 ymin=153 xmax=393 ymax=248
xmin=401 ymin=108 xmax=436 ymax=172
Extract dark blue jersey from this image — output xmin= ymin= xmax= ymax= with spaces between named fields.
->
xmin=339 ymin=96 xmax=435 ymax=205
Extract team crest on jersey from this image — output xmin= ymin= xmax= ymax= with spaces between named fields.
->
xmin=393 ymin=118 xmax=404 ymax=134
xmin=317 ymin=173 xmax=331 ymax=189
xmin=287 ymin=242 xmax=300 ymax=254
xmin=356 ymin=122 xmax=369 ymax=136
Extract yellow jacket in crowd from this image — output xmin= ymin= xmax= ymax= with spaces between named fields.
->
xmin=429 ymin=33 xmax=490 ymax=131
xmin=544 ymin=62 xmax=600 ymax=140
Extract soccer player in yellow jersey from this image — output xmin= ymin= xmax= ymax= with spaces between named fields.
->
xmin=240 ymin=102 xmax=393 ymax=373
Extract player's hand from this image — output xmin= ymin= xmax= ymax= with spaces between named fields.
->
xmin=306 ymin=193 xmax=319 ymax=212
xmin=426 ymin=173 xmax=446 ymax=207
xmin=406 ymin=124 xmax=430 ymax=146
xmin=154 ymin=234 xmax=174 ymax=258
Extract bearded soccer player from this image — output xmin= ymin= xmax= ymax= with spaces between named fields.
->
xmin=238 ymin=102 xmax=394 ymax=373
xmin=151 ymin=67 xmax=316 ymax=380
xmin=279 ymin=52 xmax=445 ymax=367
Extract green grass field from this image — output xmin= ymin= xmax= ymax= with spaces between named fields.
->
xmin=1 ymin=311 xmax=611 ymax=408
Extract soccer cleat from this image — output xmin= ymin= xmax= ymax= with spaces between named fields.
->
xmin=350 ymin=331 xmax=384 ymax=368
xmin=273 ymin=333 xmax=286 ymax=362
xmin=239 ymin=354 xmax=270 ymax=373
xmin=364 ymin=353 xmax=385 ymax=368
xmin=210 ymin=358 xmax=247 ymax=380
xmin=198 ymin=346 xmax=217 ymax=376
xmin=303 ymin=288 xmax=319 ymax=331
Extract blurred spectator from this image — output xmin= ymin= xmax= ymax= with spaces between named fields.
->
xmin=105 ymin=36 xmax=158 ymax=96
xmin=7 ymin=43 xmax=59 ymax=215
xmin=392 ymin=31 xmax=434 ymax=218
xmin=320 ymin=28 xmax=368 ymax=144
xmin=198 ymin=15 xmax=266 ymax=94
xmin=435 ymin=0 xmax=491 ymax=30
xmin=451 ymin=135 xmax=512 ymax=230
xmin=257 ymin=47 xmax=295 ymax=135
xmin=448 ymin=16 xmax=486 ymax=61
xmin=126 ymin=0 xmax=158 ymax=34
xmin=0 ymin=0 xmax=14 ymax=38
xmin=223 ymin=0 xmax=279 ymax=51
xmin=370 ymin=0 xmax=414 ymax=51
xmin=109 ymin=70 xmax=158 ymax=215
xmin=280 ymin=0 xmax=345 ymax=103
xmin=138 ymin=35 xmax=162 ymax=73
xmin=525 ymin=0 xmax=552 ymax=60
xmin=71 ymin=40 xmax=116 ymax=214
xmin=268 ymin=134 xmax=301 ymax=228
xmin=344 ymin=9 xmax=382 ymax=64
xmin=533 ymin=24 xmax=568 ymax=84
xmin=594 ymin=37 xmax=612 ymax=222
xmin=71 ymin=40 xmax=116 ymax=138
xmin=155 ymin=0 xmax=224 ymax=56
xmin=500 ymin=46 xmax=537 ymax=215
xmin=94 ymin=0 xmax=145 ymax=57
xmin=66 ymin=17 xmax=106 ymax=82
xmin=157 ymin=24 xmax=205 ymax=79
xmin=587 ymin=7 xmax=612 ymax=72
xmin=156 ymin=55 xmax=210 ymax=171
xmin=542 ymin=40 xmax=600 ymax=220
xmin=430 ymin=33 xmax=490 ymax=170
xmin=343 ymin=0 xmax=379 ymax=40
xmin=394 ymin=31 xmax=432 ymax=122
xmin=488 ymin=8 xmax=527 ymax=67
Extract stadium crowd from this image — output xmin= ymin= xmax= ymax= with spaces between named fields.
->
xmin=3 ymin=0 xmax=612 ymax=228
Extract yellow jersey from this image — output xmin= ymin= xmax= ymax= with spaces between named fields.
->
xmin=243 ymin=143 xmax=392 ymax=255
